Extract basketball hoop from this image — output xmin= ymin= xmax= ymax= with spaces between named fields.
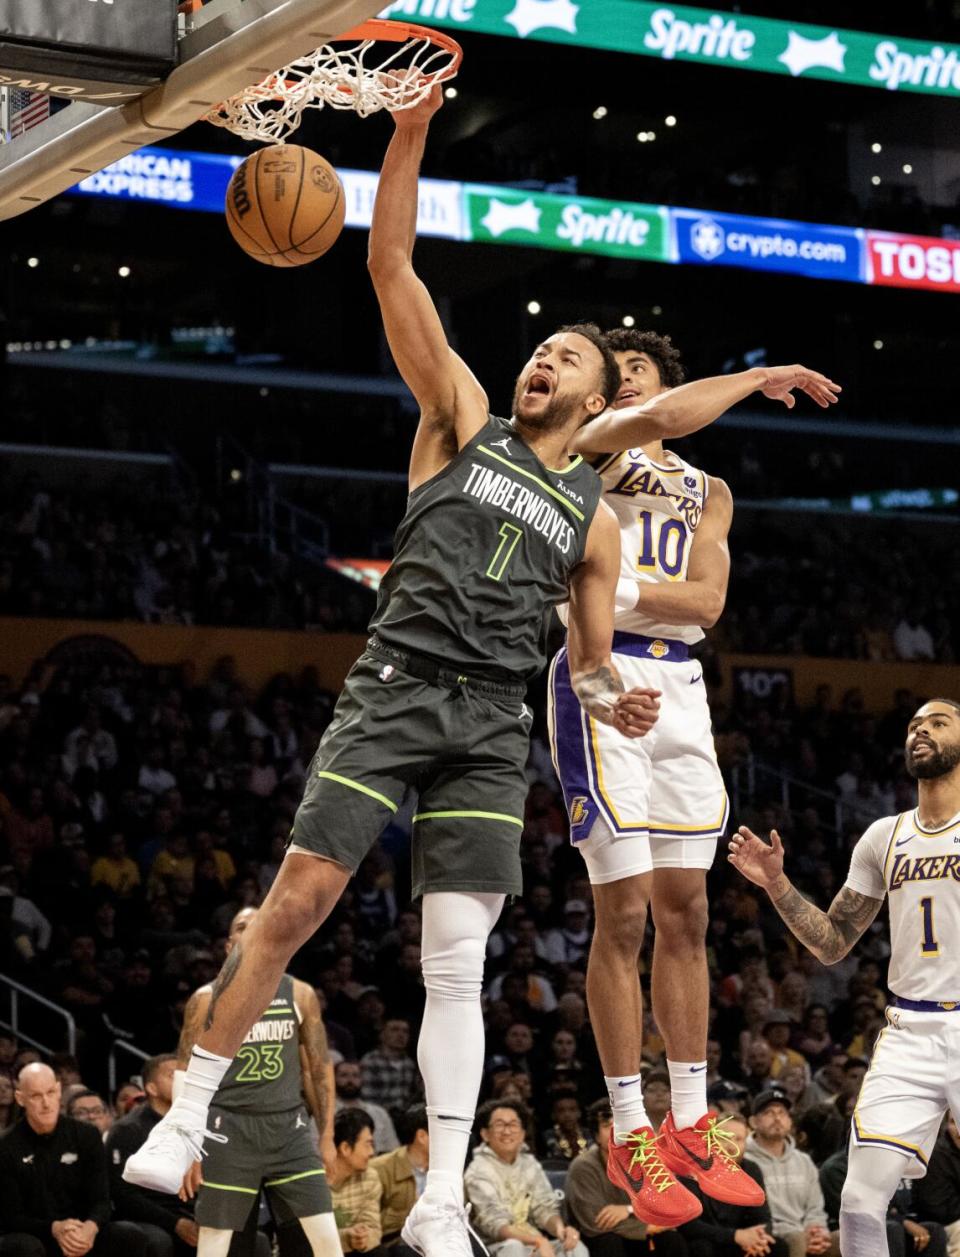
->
xmin=205 ymin=18 xmax=462 ymax=144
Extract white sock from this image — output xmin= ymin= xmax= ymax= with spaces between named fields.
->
xmin=605 ymin=1075 xmax=650 ymax=1143
xmin=417 ymin=891 xmax=504 ymax=1200
xmin=667 ymin=1060 xmax=707 ymax=1129
xmin=181 ymin=1046 xmax=231 ymax=1110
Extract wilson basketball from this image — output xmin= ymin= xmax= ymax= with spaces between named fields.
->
xmin=225 ymin=143 xmax=345 ymax=267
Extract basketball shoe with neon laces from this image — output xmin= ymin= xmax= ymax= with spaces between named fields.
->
xmin=658 ymin=1110 xmax=766 ymax=1205
xmin=606 ymin=1126 xmax=702 ymax=1226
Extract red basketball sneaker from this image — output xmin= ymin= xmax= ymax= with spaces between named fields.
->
xmin=606 ymin=1126 xmax=702 ymax=1227
xmin=658 ymin=1111 xmax=766 ymax=1206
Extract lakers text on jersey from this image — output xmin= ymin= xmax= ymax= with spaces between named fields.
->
xmin=846 ymin=808 xmax=960 ymax=1176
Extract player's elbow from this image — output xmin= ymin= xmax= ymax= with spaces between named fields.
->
xmin=696 ymin=588 xmax=725 ymax=628
xmin=366 ymin=246 xmax=408 ymax=283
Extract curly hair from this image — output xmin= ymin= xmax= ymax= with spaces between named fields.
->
xmin=602 ymin=328 xmax=686 ymax=390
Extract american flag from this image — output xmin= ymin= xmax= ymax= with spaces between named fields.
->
xmin=6 ymin=88 xmax=50 ymax=139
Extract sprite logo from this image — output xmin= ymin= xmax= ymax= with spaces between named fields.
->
xmin=465 ymin=187 xmax=667 ymax=261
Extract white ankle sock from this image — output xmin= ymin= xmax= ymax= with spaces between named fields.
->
xmin=181 ymin=1046 xmax=231 ymax=1109
xmin=605 ymin=1075 xmax=650 ymax=1144
xmin=667 ymin=1060 xmax=708 ymax=1129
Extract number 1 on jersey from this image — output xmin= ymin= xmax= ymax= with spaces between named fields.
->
xmin=920 ymin=896 xmax=939 ymax=956
xmin=487 ymin=522 xmax=522 ymax=581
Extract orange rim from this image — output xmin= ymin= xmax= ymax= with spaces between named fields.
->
xmin=336 ymin=17 xmax=463 ymax=79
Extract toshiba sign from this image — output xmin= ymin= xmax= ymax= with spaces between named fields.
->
xmin=867 ymin=231 xmax=960 ymax=292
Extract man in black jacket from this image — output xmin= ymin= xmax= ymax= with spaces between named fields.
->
xmin=105 ymin=1055 xmax=199 ymax=1257
xmin=0 ymin=1062 xmax=147 ymax=1257
xmin=678 ymin=1113 xmax=787 ymax=1257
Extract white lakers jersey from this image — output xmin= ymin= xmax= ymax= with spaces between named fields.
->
xmin=597 ymin=446 xmax=708 ymax=644
xmin=846 ymin=808 xmax=960 ymax=1002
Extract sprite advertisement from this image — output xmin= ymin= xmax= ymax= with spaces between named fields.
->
xmin=379 ymin=0 xmax=960 ymax=98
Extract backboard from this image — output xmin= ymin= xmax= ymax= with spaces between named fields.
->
xmin=0 ymin=0 xmax=384 ymax=222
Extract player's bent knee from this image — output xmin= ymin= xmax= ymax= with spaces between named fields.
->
xmin=840 ymin=1177 xmax=896 ymax=1217
xmin=198 ymin=1227 xmax=236 ymax=1257
xmin=594 ymin=899 xmax=648 ymax=951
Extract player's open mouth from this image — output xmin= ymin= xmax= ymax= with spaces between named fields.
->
xmin=616 ymin=388 xmax=640 ymax=404
xmin=525 ymin=373 xmax=551 ymax=397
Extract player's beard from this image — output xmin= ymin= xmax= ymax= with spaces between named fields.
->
xmin=511 ymin=378 xmax=583 ymax=432
xmin=906 ymin=740 xmax=960 ymax=779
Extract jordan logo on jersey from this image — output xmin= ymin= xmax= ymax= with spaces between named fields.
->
xmin=490 ymin=438 xmax=513 ymax=454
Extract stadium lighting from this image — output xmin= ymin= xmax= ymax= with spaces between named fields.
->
xmin=118 ymin=265 xmax=131 ymax=277
xmin=527 ymin=300 xmax=542 ymax=315
xmin=871 ymin=175 xmax=881 ymax=186
xmin=229 ymin=468 xmax=243 ymax=481
xmin=873 ymin=339 xmax=884 ymax=350
xmin=622 ymin=315 xmax=636 ymax=327
xmin=665 ymin=115 xmax=677 ymax=127
xmin=592 ymin=106 xmax=608 ymax=120
xmin=652 ymin=305 xmax=663 ymax=316
xmin=444 ymin=87 xmax=457 ymax=99
xmin=903 ymin=163 xmax=913 ymax=174
xmin=27 ymin=257 xmax=39 ymax=268
xmin=871 ymin=142 xmax=882 ymax=153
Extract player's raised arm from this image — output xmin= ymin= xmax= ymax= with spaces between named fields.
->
xmin=368 ymin=84 xmax=489 ymax=486
xmin=619 ymin=476 xmax=733 ymax=629
xmin=570 ymin=363 xmax=841 ymax=455
xmin=728 ymin=827 xmax=883 ymax=964
xmin=566 ymin=503 xmax=661 ymax=739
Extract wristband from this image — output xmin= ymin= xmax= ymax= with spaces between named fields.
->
xmin=615 ymin=577 xmax=640 ymax=613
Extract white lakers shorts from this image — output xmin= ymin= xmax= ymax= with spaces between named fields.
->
xmin=853 ymin=1002 xmax=960 ymax=1178
xmin=547 ymin=633 xmax=728 ymax=884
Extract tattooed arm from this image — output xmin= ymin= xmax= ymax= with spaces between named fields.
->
xmin=729 ymin=827 xmax=883 ymax=964
xmin=567 ymin=502 xmax=660 ymax=739
xmin=177 ymin=988 xmax=212 ymax=1066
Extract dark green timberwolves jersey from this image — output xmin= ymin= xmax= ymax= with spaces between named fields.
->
xmin=369 ymin=415 xmax=602 ymax=681
xmin=215 ymin=974 xmax=302 ymax=1114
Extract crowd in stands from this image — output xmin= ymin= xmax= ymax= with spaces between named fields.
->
xmin=1 ymin=464 xmax=957 ymax=662
xmin=0 ymin=639 xmax=956 ymax=1252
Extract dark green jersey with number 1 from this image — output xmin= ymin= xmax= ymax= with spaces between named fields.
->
xmin=214 ymin=973 xmax=302 ymax=1114
xmin=369 ymin=415 xmax=602 ymax=682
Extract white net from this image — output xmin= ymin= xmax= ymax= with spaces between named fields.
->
xmin=205 ymin=21 xmax=461 ymax=144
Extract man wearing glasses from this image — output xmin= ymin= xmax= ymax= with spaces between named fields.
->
xmin=465 ymin=1100 xmax=587 ymax=1256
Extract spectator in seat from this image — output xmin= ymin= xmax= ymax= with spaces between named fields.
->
xmin=0 ymin=1062 xmax=147 ymax=1257
xmin=745 ymin=1090 xmax=839 ymax=1257
xmin=566 ymin=1099 xmax=686 ymax=1256
xmin=641 ymin=1070 xmax=672 ymax=1134
xmin=90 ymin=834 xmax=141 ymax=899
xmin=105 ymin=1054 xmax=200 ymax=1257
xmin=679 ymin=1111 xmax=786 ymax=1257
xmin=914 ymin=1114 xmax=960 ymax=1255
xmin=542 ymin=1094 xmax=591 ymax=1164
xmin=66 ymin=1090 xmax=113 ymax=1139
xmin=0 ymin=1071 xmax=15 ymax=1135
xmin=336 ymin=1061 xmax=399 ymax=1154
xmin=328 ymin=1108 xmax=383 ymax=1254
xmin=362 ymin=1019 xmax=418 ymax=1116
xmin=371 ymin=1104 xmax=429 ymax=1250
xmin=464 ymin=1099 xmax=587 ymax=1257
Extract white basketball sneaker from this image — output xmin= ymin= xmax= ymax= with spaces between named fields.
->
xmin=123 ymin=1098 xmax=227 ymax=1194
xmin=400 ymin=1188 xmax=488 ymax=1257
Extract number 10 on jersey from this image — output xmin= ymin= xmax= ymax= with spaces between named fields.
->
xmin=636 ymin=509 xmax=688 ymax=580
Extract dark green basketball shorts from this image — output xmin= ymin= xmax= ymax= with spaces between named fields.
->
xmin=195 ymin=1103 xmax=330 ymax=1231
xmin=289 ymin=639 xmax=533 ymax=897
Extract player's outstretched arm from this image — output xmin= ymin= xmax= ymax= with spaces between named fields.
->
xmin=567 ymin=503 xmax=661 ymax=739
xmin=571 ymin=364 xmax=841 ymax=455
xmin=729 ymin=827 xmax=883 ymax=964
xmin=368 ymin=84 xmax=488 ymax=487
xmin=619 ymin=476 xmax=732 ymax=628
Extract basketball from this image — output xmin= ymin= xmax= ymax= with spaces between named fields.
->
xmin=224 ymin=143 xmax=345 ymax=267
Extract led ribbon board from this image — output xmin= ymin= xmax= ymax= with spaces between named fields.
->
xmin=73 ymin=147 xmax=960 ymax=294
xmin=379 ymin=1 xmax=960 ymax=98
